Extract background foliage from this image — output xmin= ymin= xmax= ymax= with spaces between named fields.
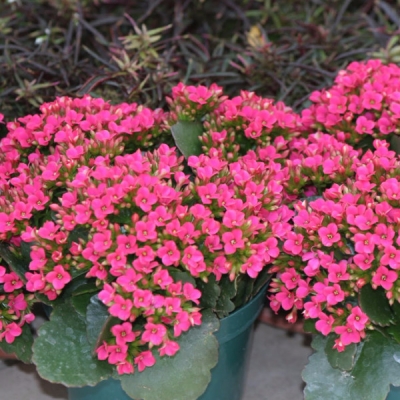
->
xmin=1 ymin=0 xmax=400 ymax=126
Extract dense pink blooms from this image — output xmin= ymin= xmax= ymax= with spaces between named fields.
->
xmin=270 ymin=136 xmax=400 ymax=353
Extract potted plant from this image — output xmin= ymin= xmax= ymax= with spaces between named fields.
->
xmin=0 ymin=84 xmax=299 ymax=399
xmin=271 ymin=59 xmax=400 ymax=400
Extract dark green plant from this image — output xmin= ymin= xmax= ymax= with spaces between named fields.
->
xmin=0 ymin=0 xmax=399 ymax=124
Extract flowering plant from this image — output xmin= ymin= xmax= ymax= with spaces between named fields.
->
xmin=0 ymin=85 xmax=298 ymax=399
xmin=271 ymin=60 xmax=400 ymax=400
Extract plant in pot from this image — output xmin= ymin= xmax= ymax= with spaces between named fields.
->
xmin=0 ymin=84 xmax=299 ymax=399
xmin=270 ymin=60 xmax=400 ymax=400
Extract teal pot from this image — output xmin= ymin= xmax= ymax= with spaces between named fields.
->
xmin=68 ymin=285 xmax=267 ymax=400
xmin=388 ymin=386 xmax=400 ymax=399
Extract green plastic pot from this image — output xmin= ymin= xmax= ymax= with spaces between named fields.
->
xmin=68 ymin=285 xmax=267 ymax=400
xmin=388 ymin=386 xmax=400 ymax=399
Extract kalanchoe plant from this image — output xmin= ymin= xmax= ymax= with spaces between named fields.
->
xmin=271 ymin=60 xmax=400 ymax=400
xmin=301 ymin=59 xmax=400 ymax=146
xmin=200 ymin=91 xmax=301 ymax=160
xmin=0 ymin=84 xmax=292 ymax=399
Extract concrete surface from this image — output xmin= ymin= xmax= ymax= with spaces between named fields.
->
xmin=0 ymin=323 xmax=312 ymax=400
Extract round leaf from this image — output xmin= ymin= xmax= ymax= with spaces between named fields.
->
xmin=86 ymin=295 xmax=116 ymax=348
xmin=119 ymin=310 xmax=219 ymax=400
xmin=171 ymin=120 xmax=203 ymax=158
xmin=303 ymin=331 xmax=400 ymax=400
xmin=324 ymin=334 xmax=357 ymax=371
xmin=33 ymin=302 xmax=112 ymax=387
xmin=359 ymin=284 xmax=393 ymax=326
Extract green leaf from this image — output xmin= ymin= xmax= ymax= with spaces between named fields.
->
xmin=387 ymin=325 xmax=400 ymax=344
xmin=168 ymin=269 xmax=196 ymax=286
xmin=171 ymin=120 xmax=203 ymax=158
xmin=215 ymin=276 xmax=237 ymax=318
xmin=325 ymin=334 xmax=357 ymax=371
xmin=359 ymin=284 xmax=393 ymax=326
xmin=0 ymin=243 xmax=29 ymax=282
xmin=197 ymin=274 xmax=221 ymax=309
xmin=392 ymin=301 xmax=400 ymax=323
xmin=67 ymin=226 xmax=89 ymax=249
xmin=86 ymin=295 xmax=115 ymax=349
xmin=303 ymin=319 xmax=318 ymax=334
xmin=119 ymin=310 xmax=219 ymax=400
xmin=108 ymin=208 xmax=133 ymax=224
xmin=20 ymin=240 xmax=34 ymax=261
xmin=71 ymin=280 xmax=100 ymax=317
xmin=72 ymin=280 xmax=98 ymax=296
xmin=391 ymin=133 xmax=400 ymax=155
xmin=251 ymin=267 xmax=272 ymax=298
xmin=303 ymin=331 xmax=400 ymax=400
xmin=233 ymin=274 xmax=254 ymax=309
xmin=0 ymin=324 xmax=33 ymax=363
xmin=33 ymin=302 xmax=113 ymax=386
xmin=72 ymin=292 xmax=94 ymax=318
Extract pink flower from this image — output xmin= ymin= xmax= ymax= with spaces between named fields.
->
xmin=159 ymin=340 xmax=180 ymax=357
xmin=135 ymin=221 xmax=157 ymax=242
xmin=283 ymin=232 xmax=304 ymax=255
xmin=153 ymin=269 xmax=173 ymax=289
xmin=111 ymin=322 xmax=136 ymax=345
xmin=372 ymin=266 xmax=397 ymax=290
xmin=354 ymin=233 xmax=375 ymax=254
xmin=222 ymin=210 xmax=245 ymax=228
xmin=0 ymin=212 xmax=14 ymax=233
xmin=133 ymin=289 xmax=153 ymax=309
xmin=327 ymin=261 xmax=350 ymax=283
xmin=45 ymin=265 xmax=71 ymax=290
xmin=183 ymin=283 xmax=201 ymax=305
xmin=241 ymin=255 xmax=264 ymax=278
xmin=116 ymin=269 xmax=142 ymax=293
xmin=222 ymin=229 xmax=245 ymax=255
xmin=3 ymin=272 xmax=23 ymax=292
xmin=280 ymin=268 xmax=300 ymax=290
xmin=135 ymin=351 xmax=156 ymax=372
xmin=157 ymin=241 xmax=181 ymax=266
xmin=148 ymin=206 xmax=172 ymax=227
xmin=347 ymin=307 xmax=369 ymax=331
xmin=380 ymin=246 xmax=400 ymax=269
xmin=355 ymin=115 xmax=375 ymax=134
xmin=315 ymin=312 xmax=335 ymax=336
xmin=353 ymin=253 xmax=374 ymax=271
xmin=164 ymin=297 xmax=182 ymax=315
xmin=362 ymin=91 xmax=382 ymax=110
xmin=354 ymin=209 xmax=378 ymax=231
xmin=275 ymin=287 xmax=295 ymax=310
xmin=3 ymin=322 xmax=22 ymax=344
xmin=373 ymin=224 xmax=394 ymax=247
xmin=116 ymin=360 xmax=134 ymax=375
xmin=109 ymin=295 xmax=133 ymax=320
xmin=135 ymin=187 xmax=158 ymax=212
xmin=107 ymin=344 xmax=128 ymax=365
xmin=318 ymin=223 xmax=340 ymax=247
xmin=323 ymin=283 xmax=345 ymax=306
xmin=334 ymin=323 xmax=361 ymax=346
xmin=173 ymin=311 xmax=191 ymax=336
xmin=142 ymin=323 xmax=167 ymax=345
xmin=92 ymin=230 xmax=113 ymax=253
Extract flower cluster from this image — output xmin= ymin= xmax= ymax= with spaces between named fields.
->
xmin=0 ymin=263 xmax=35 ymax=344
xmin=301 ymin=59 xmax=400 ymax=145
xmin=284 ymin=132 xmax=360 ymax=196
xmin=166 ymin=83 xmax=226 ymax=121
xmin=0 ymin=87 xmax=293 ymax=373
xmin=270 ymin=139 xmax=400 ymax=351
xmin=200 ymin=90 xmax=300 ymax=160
